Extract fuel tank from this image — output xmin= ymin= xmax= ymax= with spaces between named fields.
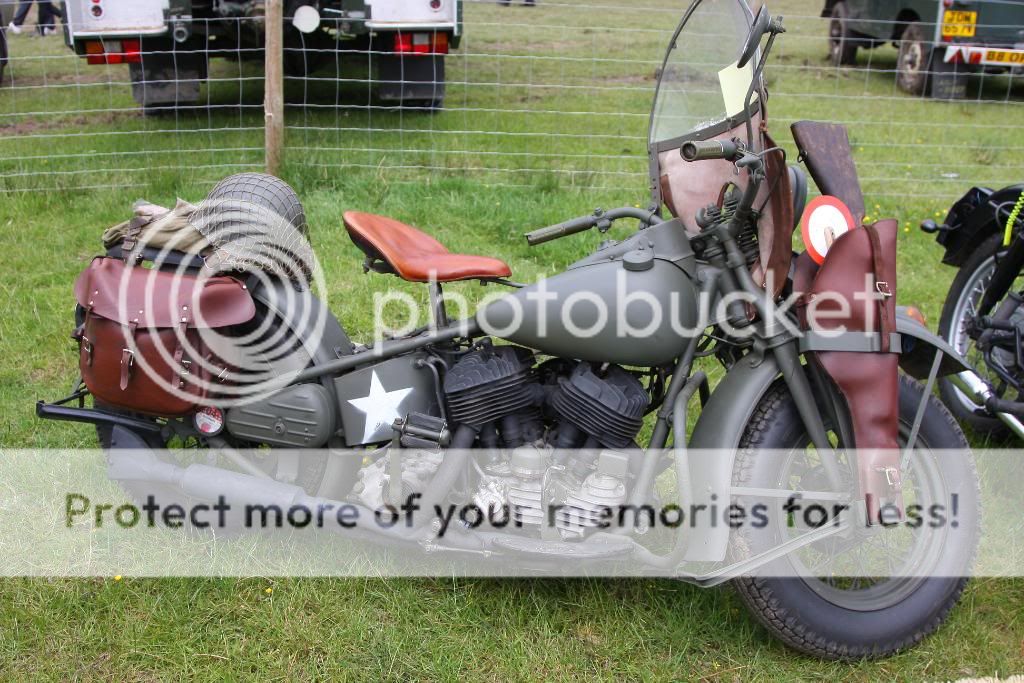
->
xmin=479 ymin=219 xmax=700 ymax=367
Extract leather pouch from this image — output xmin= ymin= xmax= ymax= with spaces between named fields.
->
xmin=73 ymin=257 xmax=256 ymax=416
xmin=793 ymin=219 xmax=901 ymax=522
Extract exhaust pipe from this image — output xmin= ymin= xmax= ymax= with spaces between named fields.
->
xmin=950 ymin=370 xmax=1024 ymax=439
xmin=104 ymin=424 xmax=478 ymax=539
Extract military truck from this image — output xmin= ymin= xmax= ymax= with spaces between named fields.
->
xmin=823 ymin=0 xmax=1024 ymax=98
xmin=61 ymin=0 xmax=461 ymax=111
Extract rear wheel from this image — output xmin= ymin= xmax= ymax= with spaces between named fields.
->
xmin=897 ymin=22 xmax=933 ymax=95
xmin=731 ymin=375 xmax=979 ymax=659
xmin=828 ymin=2 xmax=858 ymax=66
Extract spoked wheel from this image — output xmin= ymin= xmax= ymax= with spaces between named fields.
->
xmin=731 ymin=375 xmax=980 ymax=659
xmin=937 ymin=233 xmax=1024 ymax=437
xmin=896 ymin=22 xmax=933 ymax=95
xmin=828 ymin=1 xmax=858 ymax=66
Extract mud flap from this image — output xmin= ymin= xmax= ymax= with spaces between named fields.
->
xmin=375 ymin=54 xmax=445 ymax=104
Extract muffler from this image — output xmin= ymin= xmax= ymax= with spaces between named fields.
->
xmin=949 ymin=370 xmax=1024 ymax=438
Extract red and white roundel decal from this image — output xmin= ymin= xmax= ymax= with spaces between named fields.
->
xmin=194 ymin=406 xmax=225 ymax=436
xmin=800 ymin=196 xmax=857 ymax=265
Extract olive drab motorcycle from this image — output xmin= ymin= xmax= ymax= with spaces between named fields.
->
xmin=39 ymin=0 xmax=984 ymax=660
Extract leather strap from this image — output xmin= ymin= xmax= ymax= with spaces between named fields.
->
xmin=119 ymin=321 xmax=138 ymax=391
xmin=864 ymin=223 xmax=894 ymax=353
xmin=121 ymin=216 xmax=150 ymax=263
xmin=174 ymin=308 xmax=191 ymax=389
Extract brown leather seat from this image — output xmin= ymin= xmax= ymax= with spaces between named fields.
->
xmin=343 ymin=211 xmax=512 ymax=283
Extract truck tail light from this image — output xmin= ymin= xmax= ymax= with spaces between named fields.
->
xmin=84 ymin=39 xmax=143 ymax=65
xmin=393 ymin=32 xmax=449 ymax=55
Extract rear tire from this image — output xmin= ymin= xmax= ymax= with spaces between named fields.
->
xmin=731 ymin=375 xmax=979 ymax=659
xmin=828 ymin=2 xmax=858 ymax=66
xmin=897 ymin=22 xmax=933 ymax=96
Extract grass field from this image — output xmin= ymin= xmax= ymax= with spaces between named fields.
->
xmin=1 ymin=0 xmax=1024 ymax=679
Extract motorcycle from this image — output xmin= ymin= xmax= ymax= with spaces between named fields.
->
xmin=38 ymin=0 xmax=983 ymax=660
xmin=923 ymin=183 xmax=1024 ymax=439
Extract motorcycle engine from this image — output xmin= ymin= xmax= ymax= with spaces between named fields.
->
xmin=353 ymin=343 xmax=650 ymax=539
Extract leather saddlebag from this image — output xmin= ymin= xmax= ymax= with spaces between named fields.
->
xmin=73 ymin=257 xmax=256 ymax=416
xmin=794 ymin=219 xmax=900 ymax=522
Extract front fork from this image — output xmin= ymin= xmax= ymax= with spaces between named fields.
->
xmin=977 ymin=232 xmax=1024 ymax=318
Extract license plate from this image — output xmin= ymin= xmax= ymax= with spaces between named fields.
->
xmin=942 ymin=10 xmax=977 ymax=38
xmin=984 ymin=49 xmax=1024 ymax=65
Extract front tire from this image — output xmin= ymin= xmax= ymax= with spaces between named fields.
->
xmin=828 ymin=2 xmax=858 ymax=66
xmin=731 ymin=375 xmax=979 ymax=659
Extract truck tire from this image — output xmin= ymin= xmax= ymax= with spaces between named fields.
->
xmin=129 ymin=39 xmax=207 ymax=114
xmin=731 ymin=376 xmax=980 ymax=659
xmin=828 ymin=1 xmax=858 ymax=66
xmin=897 ymin=22 xmax=933 ymax=95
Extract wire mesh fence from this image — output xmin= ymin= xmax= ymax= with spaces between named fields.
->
xmin=0 ymin=0 xmax=1022 ymax=201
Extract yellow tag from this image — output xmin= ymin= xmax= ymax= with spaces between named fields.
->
xmin=718 ymin=61 xmax=756 ymax=118
xmin=942 ymin=10 xmax=976 ymax=38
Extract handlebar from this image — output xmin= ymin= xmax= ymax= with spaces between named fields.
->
xmin=525 ymin=207 xmax=663 ymax=246
xmin=525 ymin=215 xmax=598 ymax=246
xmin=680 ymin=139 xmax=741 ymax=162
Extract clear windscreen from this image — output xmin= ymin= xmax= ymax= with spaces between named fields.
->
xmin=649 ymin=0 xmax=757 ymax=146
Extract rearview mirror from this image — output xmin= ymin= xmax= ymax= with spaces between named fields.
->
xmin=738 ymin=5 xmax=770 ymax=68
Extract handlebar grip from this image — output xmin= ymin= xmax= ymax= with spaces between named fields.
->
xmin=680 ymin=139 xmax=740 ymax=162
xmin=525 ymin=215 xmax=596 ymax=246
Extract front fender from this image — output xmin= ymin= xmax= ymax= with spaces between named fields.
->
xmin=686 ymin=351 xmax=782 ymax=562
xmin=683 ymin=310 xmax=968 ymax=563
xmin=895 ymin=308 xmax=970 ymax=379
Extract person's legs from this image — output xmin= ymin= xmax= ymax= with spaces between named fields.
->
xmin=38 ymin=2 xmax=59 ymax=31
xmin=12 ymin=1 xmax=33 ymax=26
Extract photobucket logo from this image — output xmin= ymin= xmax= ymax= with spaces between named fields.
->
xmin=114 ymin=198 xmax=327 ymax=407
xmin=372 ymin=269 xmax=891 ymax=344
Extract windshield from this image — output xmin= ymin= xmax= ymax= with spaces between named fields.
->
xmin=649 ymin=0 xmax=757 ymax=147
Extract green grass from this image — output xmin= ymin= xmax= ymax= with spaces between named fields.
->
xmin=1 ymin=0 xmax=1024 ymax=679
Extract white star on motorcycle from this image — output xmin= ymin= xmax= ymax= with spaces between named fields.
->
xmin=347 ymin=371 xmax=414 ymax=443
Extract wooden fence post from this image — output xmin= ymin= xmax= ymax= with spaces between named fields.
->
xmin=264 ymin=0 xmax=284 ymax=176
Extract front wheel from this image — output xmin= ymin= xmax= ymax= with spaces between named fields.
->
xmin=731 ymin=374 xmax=980 ymax=659
xmin=828 ymin=1 xmax=858 ymax=66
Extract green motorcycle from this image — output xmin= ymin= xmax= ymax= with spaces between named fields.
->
xmin=40 ymin=0 xmax=981 ymax=659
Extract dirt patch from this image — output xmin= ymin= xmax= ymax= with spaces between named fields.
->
xmin=0 ymin=110 xmax=140 ymax=136
xmin=598 ymin=73 xmax=655 ymax=85
xmin=7 ymin=70 xmax=115 ymax=88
